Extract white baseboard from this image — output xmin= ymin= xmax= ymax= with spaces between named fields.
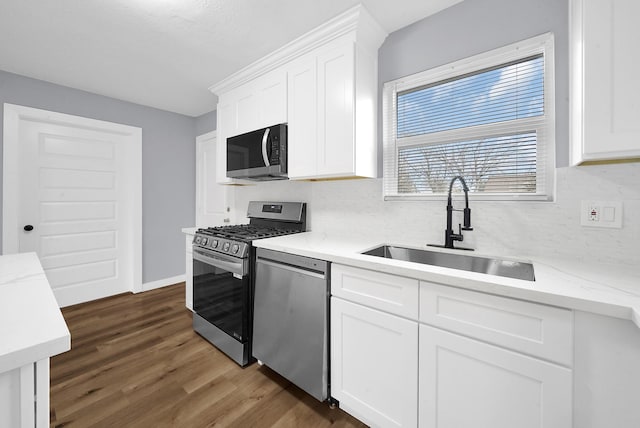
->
xmin=141 ymin=274 xmax=185 ymax=292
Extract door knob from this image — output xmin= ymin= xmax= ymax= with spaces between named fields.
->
xmin=23 ymin=225 xmax=34 ymax=231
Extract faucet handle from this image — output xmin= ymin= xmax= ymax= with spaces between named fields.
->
xmin=462 ymin=207 xmax=473 ymax=231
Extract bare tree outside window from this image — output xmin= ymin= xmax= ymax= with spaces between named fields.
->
xmin=398 ymin=133 xmax=537 ymax=194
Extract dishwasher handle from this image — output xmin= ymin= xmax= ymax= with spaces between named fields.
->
xmin=256 ymin=257 xmax=327 ymax=280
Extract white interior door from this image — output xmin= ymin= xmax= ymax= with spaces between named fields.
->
xmin=3 ymin=104 xmax=142 ymax=307
xmin=196 ymin=131 xmax=231 ymax=227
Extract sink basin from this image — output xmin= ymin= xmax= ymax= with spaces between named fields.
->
xmin=361 ymin=245 xmax=535 ymax=281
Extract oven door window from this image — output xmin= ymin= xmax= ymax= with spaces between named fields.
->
xmin=193 ymin=257 xmax=249 ymax=343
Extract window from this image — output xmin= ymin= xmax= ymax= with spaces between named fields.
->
xmin=383 ymin=33 xmax=555 ymax=201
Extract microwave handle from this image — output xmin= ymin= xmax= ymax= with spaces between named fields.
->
xmin=261 ymin=127 xmax=271 ymax=167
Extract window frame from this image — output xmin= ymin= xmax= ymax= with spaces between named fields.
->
xmin=382 ymin=33 xmax=556 ymax=202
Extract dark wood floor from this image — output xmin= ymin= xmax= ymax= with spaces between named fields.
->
xmin=50 ymin=283 xmax=366 ymax=428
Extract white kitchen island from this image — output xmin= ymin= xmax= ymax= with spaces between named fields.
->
xmin=0 ymin=252 xmax=71 ymax=428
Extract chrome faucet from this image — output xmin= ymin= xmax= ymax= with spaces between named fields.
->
xmin=445 ymin=176 xmax=473 ymax=249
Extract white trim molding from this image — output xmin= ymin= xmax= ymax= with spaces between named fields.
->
xmin=142 ymin=275 xmax=186 ymax=292
xmin=208 ymin=4 xmax=387 ymax=96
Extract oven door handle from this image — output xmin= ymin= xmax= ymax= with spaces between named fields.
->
xmin=193 ymin=248 xmax=246 ymax=276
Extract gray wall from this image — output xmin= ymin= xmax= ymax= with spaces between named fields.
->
xmin=0 ymin=69 xmax=197 ymax=283
xmin=378 ymin=0 xmax=569 ymax=167
xmin=195 ymin=110 xmax=217 ymax=136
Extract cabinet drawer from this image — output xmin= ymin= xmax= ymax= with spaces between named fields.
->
xmin=332 ymin=264 xmax=419 ymax=320
xmin=420 ymin=282 xmax=573 ymax=366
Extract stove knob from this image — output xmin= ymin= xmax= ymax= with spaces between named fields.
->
xmin=202 ymin=237 xmax=208 ymax=245
xmin=211 ymin=239 xmax=218 ymax=248
xmin=231 ymin=244 xmax=239 ymax=254
xmin=195 ymin=237 xmax=201 ymax=244
xmin=223 ymin=242 xmax=230 ymax=252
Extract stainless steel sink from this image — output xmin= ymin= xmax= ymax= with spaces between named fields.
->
xmin=361 ymin=245 xmax=535 ymax=281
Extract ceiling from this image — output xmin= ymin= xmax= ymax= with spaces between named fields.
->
xmin=0 ymin=0 xmax=462 ymax=117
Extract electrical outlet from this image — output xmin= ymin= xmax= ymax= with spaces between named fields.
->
xmin=581 ymin=200 xmax=623 ymax=228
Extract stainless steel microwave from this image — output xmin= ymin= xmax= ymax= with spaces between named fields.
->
xmin=226 ymin=123 xmax=287 ymax=180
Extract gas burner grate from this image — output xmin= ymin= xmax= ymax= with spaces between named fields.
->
xmin=198 ymin=224 xmax=303 ymax=241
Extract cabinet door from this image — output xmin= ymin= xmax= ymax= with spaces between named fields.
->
xmin=573 ymin=311 xmax=640 ymax=428
xmin=419 ymin=325 xmax=572 ymax=428
xmin=256 ymin=69 xmax=287 ymax=129
xmin=0 ymin=360 xmax=49 ymax=428
xmin=331 ymin=297 xmax=418 ymax=428
xmin=235 ymin=85 xmax=258 ymax=135
xmin=215 ymin=101 xmax=235 ymax=184
xmin=287 ymin=54 xmax=318 ymax=179
xmin=317 ymin=41 xmax=355 ymax=177
xmin=571 ymin=0 xmax=640 ymax=163
xmin=0 ymin=365 xmax=28 ymax=428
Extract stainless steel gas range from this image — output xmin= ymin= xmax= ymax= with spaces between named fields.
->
xmin=191 ymin=201 xmax=306 ymax=366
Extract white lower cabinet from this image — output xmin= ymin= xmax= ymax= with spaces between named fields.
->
xmin=331 ymin=297 xmax=418 ymax=428
xmin=419 ymin=324 xmax=572 ymax=428
xmin=330 ymin=264 xmax=574 ymax=428
xmin=573 ymin=311 xmax=640 ymax=427
xmin=0 ymin=359 xmax=50 ymax=428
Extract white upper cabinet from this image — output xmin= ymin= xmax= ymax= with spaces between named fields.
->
xmin=217 ymin=68 xmax=287 ymax=138
xmin=234 ymin=68 xmax=288 ymax=136
xmin=287 ymin=36 xmax=361 ymax=179
xmin=255 ymin=69 xmax=287 ymax=129
xmin=215 ymin=98 xmax=235 ymax=184
xmin=287 ymin=53 xmax=318 ymax=179
xmin=317 ymin=40 xmax=354 ymax=177
xmin=209 ymin=4 xmax=387 ymax=182
xmin=287 ymin=30 xmax=381 ymax=180
xmin=214 ymin=69 xmax=288 ymax=184
xmin=570 ymin=0 xmax=640 ymax=164
xmin=234 ymin=86 xmax=258 ymax=136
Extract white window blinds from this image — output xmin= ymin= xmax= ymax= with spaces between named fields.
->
xmin=383 ymin=33 xmax=555 ymax=201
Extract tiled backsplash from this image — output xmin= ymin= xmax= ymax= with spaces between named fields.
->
xmin=233 ymin=163 xmax=640 ymax=266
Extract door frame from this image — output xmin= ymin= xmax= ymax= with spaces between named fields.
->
xmin=2 ymin=103 xmax=143 ymax=294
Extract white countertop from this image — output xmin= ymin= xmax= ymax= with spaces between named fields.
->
xmin=182 ymin=227 xmax=197 ymax=235
xmin=0 ymin=253 xmax=71 ymax=373
xmin=253 ymin=232 xmax=640 ymax=328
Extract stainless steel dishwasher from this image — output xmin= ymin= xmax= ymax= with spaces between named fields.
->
xmin=253 ymin=248 xmax=329 ymax=401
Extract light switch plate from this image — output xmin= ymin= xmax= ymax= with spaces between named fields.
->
xmin=580 ymin=200 xmax=623 ymax=228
